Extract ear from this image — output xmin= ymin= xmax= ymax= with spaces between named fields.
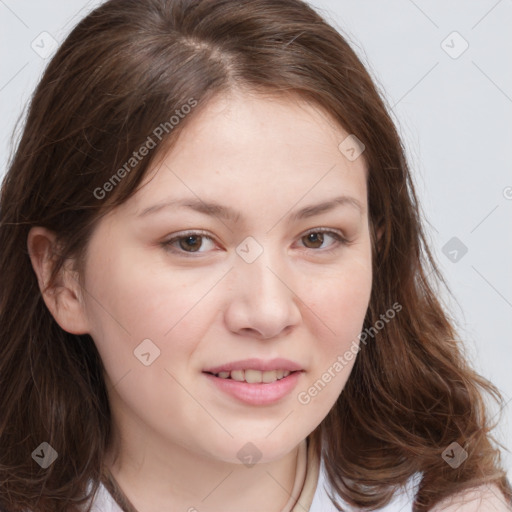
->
xmin=371 ymin=220 xmax=385 ymax=253
xmin=27 ymin=226 xmax=90 ymax=335
xmin=376 ymin=225 xmax=384 ymax=248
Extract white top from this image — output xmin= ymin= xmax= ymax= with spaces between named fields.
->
xmin=85 ymin=474 xmax=421 ymax=512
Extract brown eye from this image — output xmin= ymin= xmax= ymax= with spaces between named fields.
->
xmin=299 ymin=229 xmax=346 ymax=251
xmin=178 ymin=235 xmax=203 ymax=252
xmin=162 ymin=231 xmax=216 ymax=256
xmin=302 ymin=232 xmax=325 ymax=249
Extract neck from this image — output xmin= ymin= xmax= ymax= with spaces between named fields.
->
xmin=102 ymin=434 xmax=306 ymax=512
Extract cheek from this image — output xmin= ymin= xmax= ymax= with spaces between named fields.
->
xmin=296 ymin=270 xmax=371 ymax=417
xmin=300 ymin=249 xmax=372 ymax=402
xmin=82 ymin=244 xmax=216 ymax=372
xmin=307 ymin=256 xmax=372 ymax=342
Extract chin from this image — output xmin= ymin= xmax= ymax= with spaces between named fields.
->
xmin=202 ymin=433 xmax=306 ymax=466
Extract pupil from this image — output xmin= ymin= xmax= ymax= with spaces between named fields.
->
xmin=306 ymin=232 xmax=323 ymax=248
xmin=180 ymin=235 xmax=201 ymax=251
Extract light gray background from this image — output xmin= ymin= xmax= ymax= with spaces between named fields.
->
xmin=1 ymin=0 xmax=511 ymax=479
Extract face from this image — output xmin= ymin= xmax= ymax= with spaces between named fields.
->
xmin=80 ymin=90 xmax=373 ymax=465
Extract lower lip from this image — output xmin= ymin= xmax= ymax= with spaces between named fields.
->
xmin=204 ymin=371 xmax=303 ymax=405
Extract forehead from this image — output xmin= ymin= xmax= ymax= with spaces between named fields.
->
xmin=124 ymin=90 xmax=368 ymax=222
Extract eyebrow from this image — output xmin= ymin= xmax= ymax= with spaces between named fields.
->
xmin=137 ymin=195 xmax=364 ymax=223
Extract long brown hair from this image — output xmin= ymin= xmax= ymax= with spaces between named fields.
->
xmin=1 ymin=1 xmax=510 ymax=510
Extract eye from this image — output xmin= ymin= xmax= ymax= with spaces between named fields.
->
xmin=298 ymin=228 xmax=348 ymax=252
xmin=162 ymin=230 xmax=216 ymax=255
xmin=161 ymin=228 xmax=349 ymax=257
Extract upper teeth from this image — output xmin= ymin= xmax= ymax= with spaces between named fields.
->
xmin=215 ymin=369 xmax=292 ymax=383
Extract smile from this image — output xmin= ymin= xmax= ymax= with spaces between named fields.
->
xmin=207 ymin=369 xmax=295 ymax=383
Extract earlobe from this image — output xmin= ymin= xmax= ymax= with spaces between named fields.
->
xmin=27 ymin=226 xmax=90 ymax=335
xmin=376 ymin=225 xmax=384 ymax=247
xmin=372 ymin=221 xmax=385 ymax=253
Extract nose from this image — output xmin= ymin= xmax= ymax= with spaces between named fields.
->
xmin=224 ymin=244 xmax=302 ymax=340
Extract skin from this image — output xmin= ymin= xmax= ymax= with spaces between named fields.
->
xmin=28 ymin=89 xmax=369 ymax=511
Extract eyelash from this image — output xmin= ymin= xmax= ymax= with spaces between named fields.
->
xmin=161 ymin=228 xmax=349 ymax=257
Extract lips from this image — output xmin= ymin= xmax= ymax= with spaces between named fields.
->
xmin=204 ymin=364 xmax=303 ymax=405
xmin=211 ymin=368 xmax=295 ymax=384
xmin=203 ymin=357 xmax=303 ymax=375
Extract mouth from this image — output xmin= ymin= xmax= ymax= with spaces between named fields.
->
xmin=203 ymin=367 xmax=303 ymax=405
xmin=202 ymin=358 xmax=304 ymax=404
xmin=204 ymin=369 xmax=301 ymax=384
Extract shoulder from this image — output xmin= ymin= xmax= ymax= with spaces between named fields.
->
xmin=311 ymin=466 xmax=511 ymax=512
xmin=430 ymin=484 xmax=512 ymax=512
xmin=80 ymin=479 xmax=123 ymax=512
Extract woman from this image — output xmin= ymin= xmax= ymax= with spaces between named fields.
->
xmin=0 ymin=0 xmax=510 ymax=510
